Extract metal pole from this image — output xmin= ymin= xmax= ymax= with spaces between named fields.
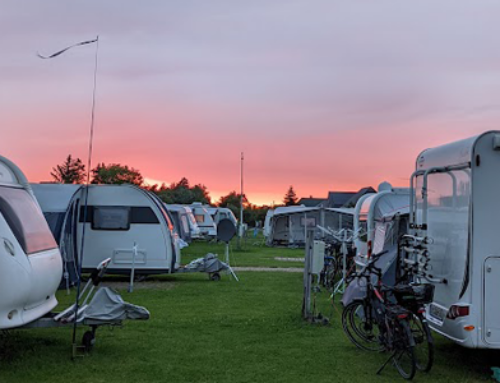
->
xmin=238 ymin=152 xmax=244 ymax=249
xmin=129 ymin=242 xmax=137 ymax=293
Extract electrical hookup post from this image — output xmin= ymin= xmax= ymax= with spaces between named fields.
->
xmin=302 ymin=229 xmax=329 ymax=325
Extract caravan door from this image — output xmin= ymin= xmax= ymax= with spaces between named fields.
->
xmin=484 ymin=257 xmax=500 ymax=345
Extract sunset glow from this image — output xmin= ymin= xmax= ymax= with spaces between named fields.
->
xmin=2 ymin=1 xmax=500 ymax=205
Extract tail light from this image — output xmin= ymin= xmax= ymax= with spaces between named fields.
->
xmin=367 ymin=240 xmax=372 ymax=258
xmin=447 ymin=305 xmax=470 ymax=320
xmin=397 ymin=313 xmax=408 ymax=319
xmin=418 ymin=308 xmax=426 ymax=314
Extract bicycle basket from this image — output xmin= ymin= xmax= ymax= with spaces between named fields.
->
xmin=393 ymin=284 xmax=435 ymax=305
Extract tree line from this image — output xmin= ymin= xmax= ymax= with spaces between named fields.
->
xmin=50 ymin=155 xmax=301 ymax=225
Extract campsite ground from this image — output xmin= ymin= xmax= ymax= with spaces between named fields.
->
xmin=1 ymin=238 xmax=498 ymax=382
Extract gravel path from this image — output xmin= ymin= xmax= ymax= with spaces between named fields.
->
xmin=233 ymin=267 xmax=303 ymax=273
xmin=274 ymin=257 xmax=305 ymax=262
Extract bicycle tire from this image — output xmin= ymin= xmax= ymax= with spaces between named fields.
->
xmin=342 ymin=301 xmax=384 ymax=352
xmin=409 ymin=313 xmax=434 ymax=372
xmin=392 ymin=320 xmax=417 ymax=380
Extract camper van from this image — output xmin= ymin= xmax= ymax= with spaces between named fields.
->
xmin=0 ymin=156 xmax=63 ymax=329
xmin=407 ymin=131 xmax=500 ymax=349
xmin=353 ymin=183 xmax=409 ymax=267
xmin=32 ymin=184 xmax=181 ymax=276
xmin=189 ymin=202 xmax=217 ymax=238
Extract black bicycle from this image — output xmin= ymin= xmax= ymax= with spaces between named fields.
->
xmin=342 ymin=252 xmax=417 ymax=380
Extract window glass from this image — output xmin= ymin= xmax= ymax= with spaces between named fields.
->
xmin=301 ymin=217 xmax=316 ymax=227
xmin=195 ymin=214 xmax=205 ymax=223
xmin=92 ymin=206 xmax=130 ymax=230
xmin=0 ymin=186 xmax=57 ymax=254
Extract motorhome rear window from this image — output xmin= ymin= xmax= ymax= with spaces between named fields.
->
xmin=195 ymin=214 xmax=205 ymax=223
xmin=92 ymin=206 xmax=131 ymax=230
xmin=0 ymin=187 xmax=57 ymax=255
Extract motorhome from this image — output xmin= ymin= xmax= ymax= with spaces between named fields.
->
xmin=407 ymin=131 xmax=500 ymax=349
xmin=32 ymin=184 xmax=181 ymax=276
xmin=353 ymin=182 xmax=409 ymax=267
xmin=0 ymin=156 xmax=63 ymax=329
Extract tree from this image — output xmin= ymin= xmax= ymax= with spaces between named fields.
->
xmin=218 ymin=191 xmax=248 ymax=219
xmin=149 ymin=177 xmax=211 ymax=205
xmin=283 ymin=185 xmax=298 ymax=206
xmin=51 ymin=155 xmax=86 ymax=184
xmin=91 ymin=163 xmax=144 ymax=186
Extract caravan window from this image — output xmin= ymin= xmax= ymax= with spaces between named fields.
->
xmin=92 ymin=206 xmax=130 ymax=230
xmin=195 ymin=214 xmax=205 ymax=223
xmin=0 ymin=186 xmax=57 ymax=255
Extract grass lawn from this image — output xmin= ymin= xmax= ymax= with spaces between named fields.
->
xmin=1 ymin=242 xmax=499 ymax=382
xmin=181 ymin=236 xmax=305 ymax=268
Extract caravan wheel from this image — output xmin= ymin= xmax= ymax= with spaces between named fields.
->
xmin=82 ymin=330 xmax=95 ymax=353
xmin=211 ymin=273 xmax=221 ymax=281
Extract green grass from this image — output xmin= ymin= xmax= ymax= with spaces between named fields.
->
xmin=1 ymin=242 xmax=499 ymax=382
xmin=181 ymin=237 xmax=304 ymax=268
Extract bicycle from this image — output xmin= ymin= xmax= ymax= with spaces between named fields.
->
xmin=342 ymin=251 xmax=417 ymax=380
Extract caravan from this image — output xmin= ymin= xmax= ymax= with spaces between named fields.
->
xmin=189 ymin=202 xmax=217 ymax=238
xmin=0 ymin=156 xmax=63 ymax=329
xmin=353 ymin=183 xmax=409 ymax=267
xmin=32 ymin=184 xmax=181 ymax=277
xmin=165 ymin=204 xmax=201 ymax=243
xmin=406 ymin=131 xmax=500 ymax=349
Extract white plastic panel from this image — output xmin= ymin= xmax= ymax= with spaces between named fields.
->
xmin=312 ymin=240 xmax=325 ymax=275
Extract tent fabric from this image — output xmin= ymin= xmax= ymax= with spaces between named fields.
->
xmin=82 ymin=287 xmax=150 ymax=324
xmin=31 ymin=184 xmax=81 ymax=213
xmin=273 ymin=206 xmax=320 ymax=217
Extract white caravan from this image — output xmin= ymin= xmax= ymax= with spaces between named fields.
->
xmin=33 ymin=184 xmax=181 ymax=276
xmin=407 ymin=131 xmax=500 ymax=349
xmin=165 ymin=204 xmax=202 ymax=243
xmin=353 ymin=182 xmax=409 ymax=267
xmin=263 ymin=209 xmax=274 ymax=238
xmin=213 ymin=207 xmax=238 ymax=227
xmin=189 ymin=202 xmax=217 ymax=238
xmin=0 ymin=156 xmax=62 ymax=329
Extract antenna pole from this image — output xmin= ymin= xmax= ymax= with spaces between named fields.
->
xmin=72 ymin=35 xmax=100 ymax=352
xmin=238 ymin=152 xmax=244 ymax=249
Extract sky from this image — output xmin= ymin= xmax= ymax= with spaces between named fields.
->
xmin=2 ymin=1 xmax=500 ymax=205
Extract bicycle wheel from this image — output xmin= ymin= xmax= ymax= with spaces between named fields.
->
xmin=392 ymin=320 xmax=417 ymax=380
xmin=324 ymin=258 xmax=338 ymax=288
xmin=408 ymin=313 xmax=434 ymax=372
xmin=342 ymin=301 xmax=384 ymax=352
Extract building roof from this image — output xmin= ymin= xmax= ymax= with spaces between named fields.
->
xmin=321 ymin=191 xmax=357 ymax=208
xmin=296 ymin=197 xmax=325 ymax=207
xmin=342 ymin=187 xmax=377 ymax=208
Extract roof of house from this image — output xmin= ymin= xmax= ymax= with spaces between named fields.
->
xmin=321 ymin=191 xmax=357 ymax=208
xmin=296 ymin=197 xmax=325 ymax=207
xmin=342 ymin=187 xmax=377 ymax=208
